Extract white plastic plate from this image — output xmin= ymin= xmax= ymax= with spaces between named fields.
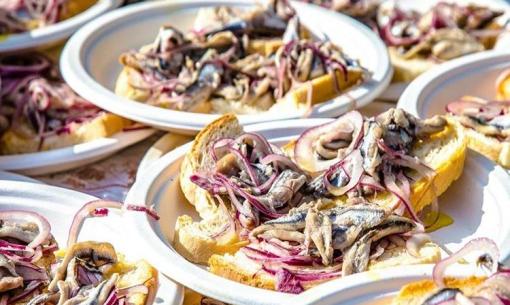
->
xmin=292 ymin=265 xmax=488 ymax=305
xmin=398 ymin=50 xmax=510 ymax=118
xmin=0 ymin=171 xmax=41 ymax=183
xmin=377 ymin=0 xmax=510 ymax=101
xmin=60 ymin=0 xmax=392 ymax=134
xmin=0 ymin=128 xmax=154 ymax=176
xmin=0 ymin=0 xmax=123 ymax=53
xmin=125 ymin=119 xmax=510 ymax=305
xmin=0 ymin=180 xmax=184 ymax=305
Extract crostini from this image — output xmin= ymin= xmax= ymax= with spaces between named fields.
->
xmin=446 ymin=70 xmax=510 ymax=168
xmin=392 ymin=238 xmax=509 ymax=305
xmin=0 ymin=202 xmax=159 ymax=305
xmin=176 ymin=109 xmax=466 ymax=292
xmin=0 ymin=53 xmax=132 ymax=155
xmin=376 ymin=2 xmax=505 ymax=82
xmin=115 ymin=0 xmax=367 ymax=115
xmin=0 ymin=0 xmax=97 ymax=35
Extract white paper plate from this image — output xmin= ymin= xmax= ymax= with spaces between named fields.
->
xmin=377 ymin=0 xmax=510 ymax=101
xmin=397 ymin=50 xmax=510 ymax=119
xmin=0 ymin=171 xmax=42 ymax=183
xmin=0 ymin=180 xmax=184 ymax=305
xmin=292 ymin=264 xmax=492 ymax=305
xmin=0 ymin=0 xmax=123 ymax=53
xmin=60 ymin=0 xmax=392 ymax=134
xmin=0 ymin=128 xmax=154 ymax=176
xmin=125 ymin=119 xmax=510 ymax=305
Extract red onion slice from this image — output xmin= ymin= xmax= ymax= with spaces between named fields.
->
xmin=406 ymin=233 xmax=431 ymax=257
xmin=0 ymin=210 xmax=50 ymax=249
xmin=324 ymin=149 xmax=364 ymax=196
xmin=67 ymin=200 xmax=123 ymax=248
xmin=294 ymin=111 xmax=364 ymax=172
xmin=67 ymin=200 xmax=159 ymax=248
xmin=260 ymin=154 xmax=303 ymax=174
xmin=275 ymin=268 xmax=304 ymax=294
xmin=384 ymin=171 xmax=420 ymax=223
xmin=433 ymin=238 xmax=500 ymax=288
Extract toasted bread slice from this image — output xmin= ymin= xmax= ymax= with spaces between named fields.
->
xmin=389 ymin=47 xmax=436 ymax=83
xmin=209 ymin=242 xmax=441 ymax=291
xmin=391 ymin=276 xmax=486 ymax=305
xmin=176 ymin=114 xmax=246 ymax=263
xmin=288 ymin=121 xmax=467 ymax=214
xmin=114 ymin=258 xmax=159 ymax=305
xmin=54 ymin=242 xmax=158 ymax=305
xmin=0 ymin=113 xmax=131 ymax=155
xmin=271 ymin=69 xmax=365 ymax=112
xmin=446 ymin=116 xmax=510 ymax=169
xmin=61 ymin=0 xmax=97 ymax=20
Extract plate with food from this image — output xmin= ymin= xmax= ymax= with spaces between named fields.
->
xmin=0 ymin=0 xmax=123 ymax=53
xmin=398 ymin=50 xmax=510 ymax=169
xmin=0 ymin=52 xmax=154 ymax=175
xmin=312 ymin=0 xmax=510 ymax=101
xmin=60 ymin=0 xmax=391 ymax=133
xmin=293 ymin=238 xmax=510 ymax=305
xmin=0 ymin=170 xmax=41 ymax=183
xmin=0 ymin=179 xmax=183 ymax=305
xmin=125 ymin=109 xmax=510 ymax=304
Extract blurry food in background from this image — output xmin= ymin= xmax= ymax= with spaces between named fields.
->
xmin=115 ymin=0 xmax=369 ymax=115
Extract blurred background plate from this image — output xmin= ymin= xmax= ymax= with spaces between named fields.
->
xmin=0 ymin=0 xmax=123 ymax=53
xmin=60 ymin=0 xmax=392 ymax=134
xmin=377 ymin=0 xmax=510 ymax=101
xmin=0 ymin=128 xmax=154 ymax=176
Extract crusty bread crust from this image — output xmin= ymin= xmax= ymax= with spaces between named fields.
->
xmin=176 ymin=114 xmax=246 ymax=264
xmin=447 ymin=116 xmax=510 ymax=168
xmin=392 ymin=276 xmax=486 ymax=305
xmin=116 ymin=259 xmax=159 ymax=305
xmin=61 ymin=0 xmax=97 ymax=20
xmin=389 ymin=47 xmax=436 ymax=83
xmin=0 ymin=113 xmax=131 ymax=155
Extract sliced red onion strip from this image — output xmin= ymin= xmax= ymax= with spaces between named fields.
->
xmin=384 ymin=172 xmax=420 ymax=223
xmin=226 ymin=146 xmax=260 ymax=186
xmin=116 ymin=284 xmax=149 ymax=297
xmin=0 ymin=210 xmax=50 ymax=249
xmin=210 ymin=195 xmax=236 ymax=240
xmin=406 ymin=233 xmax=431 ymax=257
xmin=275 ymin=268 xmax=304 ymax=294
xmin=68 ymin=200 xmax=159 ymax=247
xmin=324 ymin=149 xmax=364 ymax=196
xmin=260 ymin=154 xmax=303 ymax=174
xmin=7 ymin=280 xmax=43 ymax=303
xmin=433 ymin=238 xmax=500 ymax=288
xmin=294 ymin=111 xmax=364 ymax=172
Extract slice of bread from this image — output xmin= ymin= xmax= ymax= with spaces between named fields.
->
xmin=61 ymin=0 xmax=97 ymax=20
xmin=208 ymin=242 xmax=441 ymax=291
xmin=288 ymin=121 xmax=467 ymax=214
xmin=0 ymin=112 xmax=131 ymax=154
xmin=389 ymin=47 xmax=436 ymax=83
xmin=391 ymin=276 xmax=486 ymax=305
xmin=114 ymin=259 xmax=159 ymax=305
xmin=176 ymin=114 xmax=246 ymax=264
xmin=446 ymin=116 xmax=510 ymax=169
xmin=54 ymin=242 xmax=159 ymax=305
